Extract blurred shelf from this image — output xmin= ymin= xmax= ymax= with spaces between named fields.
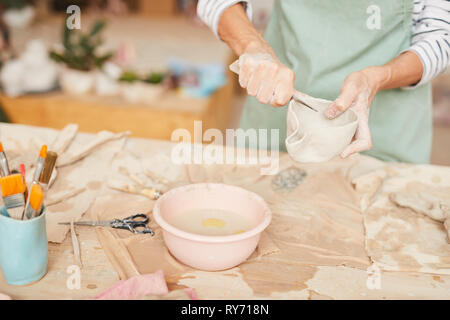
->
xmin=2 ymin=13 xmax=238 ymax=140
xmin=0 ymin=77 xmax=235 ymax=140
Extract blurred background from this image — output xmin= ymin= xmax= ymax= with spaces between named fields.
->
xmin=0 ymin=0 xmax=448 ymax=164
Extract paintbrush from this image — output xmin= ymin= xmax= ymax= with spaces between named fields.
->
xmin=0 ymin=174 xmax=26 ymax=220
xmin=23 ymin=183 xmax=44 ymax=220
xmin=20 ymin=163 xmax=28 ymax=201
xmin=39 ymin=151 xmax=58 ymax=191
xmin=33 ymin=145 xmax=47 ymax=183
xmin=0 ymin=141 xmax=10 ymax=177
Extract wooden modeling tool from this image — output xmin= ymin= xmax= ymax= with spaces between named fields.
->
xmin=33 ymin=145 xmax=47 ymax=183
xmin=23 ymin=183 xmax=44 ymax=220
xmin=39 ymin=151 xmax=58 ymax=190
xmin=0 ymin=141 xmax=10 ymax=177
xmin=0 ymin=174 xmax=26 ymax=220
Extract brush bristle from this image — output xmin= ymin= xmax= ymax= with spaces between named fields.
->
xmin=39 ymin=145 xmax=48 ymax=159
xmin=39 ymin=151 xmax=58 ymax=184
xmin=0 ymin=142 xmax=3 ymax=153
xmin=0 ymin=174 xmax=26 ymax=197
xmin=29 ymin=184 xmax=44 ymax=211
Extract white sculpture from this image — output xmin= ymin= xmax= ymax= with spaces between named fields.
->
xmin=0 ymin=39 xmax=58 ymax=97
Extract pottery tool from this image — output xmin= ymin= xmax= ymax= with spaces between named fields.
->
xmin=23 ymin=183 xmax=44 ymax=220
xmin=0 ymin=174 xmax=26 ymax=220
xmin=70 ymin=219 xmax=83 ymax=268
xmin=108 ymin=179 xmax=162 ymax=200
xmin=39 ymin=151 xmax=58 ymax=190
xmin=33 ymin=145 xmax=47 ymax=183
xmin=59 ymin=213 xmax=154 ymax=235
xmin=144 ymin=170 xmax=169 ymax=186
xmin=228 ymin=60 xmax=318 ymax=112
xmin=292 ymin=94 xmax=318 ymax=113
xmin=0 ymin=141 xmax=10 ymax=177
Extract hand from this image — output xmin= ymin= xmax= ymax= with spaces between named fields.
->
xmin=325 ymin=67 xmax=388 ymax=158
xmin=238 ymin=42 xmax=295 ymax=107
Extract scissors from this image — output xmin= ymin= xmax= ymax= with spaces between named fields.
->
xmin=59 ymin=213 xmax=154 ymax=235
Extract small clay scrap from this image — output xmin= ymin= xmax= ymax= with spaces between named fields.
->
xmin=50 ymin=124 xmax=78 ymax=155
xmin=271 ymin=167 xmax=306 ymax=193
xmin=389 ymin=182 xmax=450 ymax=241
xmin=355 ymin=166 xmax=450 ymax=275
xmin=46 ymin=187 xmax=86 ymax=206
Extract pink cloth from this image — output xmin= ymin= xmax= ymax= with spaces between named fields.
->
xmin=94 ymin=270 xmax=169 ymax=300
xmin=184 ymin=288 xmax=198 ymax=300
xmin=0 ymin=293 xmax=11 ymax=300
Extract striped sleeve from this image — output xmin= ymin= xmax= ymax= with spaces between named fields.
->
xmin=406 ymin=0 xmax=450 ymax=87
xmin=197 ymin=0 xmax=253 ymax=38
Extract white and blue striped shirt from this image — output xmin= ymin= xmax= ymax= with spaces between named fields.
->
xmin=197 ymin=0 xmax=450 ymax=87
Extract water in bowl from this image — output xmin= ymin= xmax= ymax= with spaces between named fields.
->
xmin=167 ymin=208 xmax=253 ymax=236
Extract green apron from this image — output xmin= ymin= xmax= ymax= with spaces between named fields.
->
xmin=239 ymin=0 xmax=432 ymax=163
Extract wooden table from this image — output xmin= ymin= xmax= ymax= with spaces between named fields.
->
xmin=1 ymin=123 xmax=449 ymax=300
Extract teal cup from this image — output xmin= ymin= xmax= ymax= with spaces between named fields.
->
xmin=0 ymin=206 xmax=48 ymax=285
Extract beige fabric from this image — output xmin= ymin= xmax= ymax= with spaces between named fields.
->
xmin=46 ymin=187 xmax=86 ymax=206
xmin=306 ymin=266 xmax=450 ymax=300
xmin=354 ymin=165 xmax=450 ymax=275
xmin=57 ymin=130 xmax=130 ymax=167
xmin=389 ymin=182 xmax=450 ymax=240
xmin=286 ymin=97 xmax=358 ymax=163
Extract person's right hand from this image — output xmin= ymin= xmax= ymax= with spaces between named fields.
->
xmin=237 ymin=43 xmax=296 ymax=107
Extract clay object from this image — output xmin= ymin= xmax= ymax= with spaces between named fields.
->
xmin=59 ymin=68 xmax=95 ymax=95
xmin=50 ymin=124 xmax=78 ymax=155
xmin=286 ymin=97 xmax=358 ymax=163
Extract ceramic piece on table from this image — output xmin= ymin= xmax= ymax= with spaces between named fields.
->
xmin=2 ymin=6 xmax=35 ymax=29
xmin=59 ymin=68 xmax=95 ymax=95
xmin=95 ymin=62 xmax=122 ymax=96
xmin=120 ymin=82 xmax=163 ymax=104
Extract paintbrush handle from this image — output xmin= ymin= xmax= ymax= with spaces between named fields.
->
xmin=0 ymin=154 xmax=10 ymax=177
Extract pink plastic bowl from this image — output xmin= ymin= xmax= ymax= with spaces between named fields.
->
xmin=153 ymin=183 xmax=272 ymax=271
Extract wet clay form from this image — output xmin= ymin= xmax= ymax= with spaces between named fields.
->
xmin=286 ymin=96 xmax=358 ymax=163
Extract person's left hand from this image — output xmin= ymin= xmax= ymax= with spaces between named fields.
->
xmin=325 ymin=67 xmax=387 ymax=158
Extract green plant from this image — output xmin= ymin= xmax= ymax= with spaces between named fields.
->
xmin=143 ymin=72 xmax=165 ymax=84
xmin=49 ymin=21 xmax=113 ymax=72
xmin=0 ymin=0 xmax=31 ymax=10
xmin=119 ymin=70 xmax=140 ymax=83
xmin=119 ymin=70 xmax=166 ymax=84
